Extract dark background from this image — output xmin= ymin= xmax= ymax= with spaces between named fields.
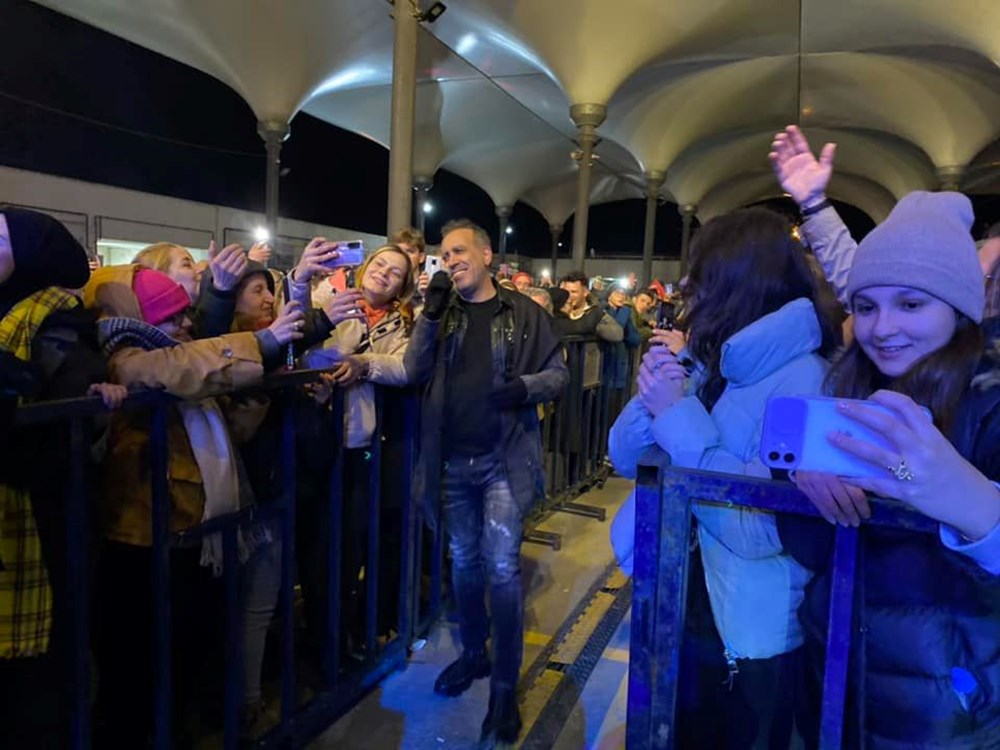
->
xmin=2 ymin=0 xmax=996 ymax=264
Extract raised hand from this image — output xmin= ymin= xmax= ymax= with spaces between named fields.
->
xmin=649 ymin=328 xmax=687 ymax=355
xmin=422 ymin=271 xmax=453 ymax=321
xmin=768 ymin=125 xmax=836 ymax=209
xmin=267 ymin=301 xmax=306 ymax=345
xmin=417 ymin=271 xmax=430 ymax=297
xmin=637 ymin=346 xmax=687 ymax=418
xmin=322 ymin=289 xmax=366 ymax=328
xmin=247 ymin=242 xmax=272 ymax=264
xmin=208 ymin=240 xmax=249 ymax=292
xmin=292 ymin=237 xmax=340 ymax=284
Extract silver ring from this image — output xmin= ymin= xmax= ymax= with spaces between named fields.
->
xmin=887 ymin=458 xmax=915 ymax=482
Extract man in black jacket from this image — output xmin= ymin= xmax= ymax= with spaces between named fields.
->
xmin=405 ymin=219 xmax=568 ymax=744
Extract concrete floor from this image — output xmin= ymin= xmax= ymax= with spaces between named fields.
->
xmin=311 ymin=477 xmax=633 ymax=750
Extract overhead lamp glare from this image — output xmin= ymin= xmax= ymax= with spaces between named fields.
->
xmin=254 ymin=227 xmax=271 ymax=243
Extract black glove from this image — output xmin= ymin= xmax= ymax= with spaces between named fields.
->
xmin=490 ymin=377 xmax=527 ymax=409
xmin=422 ymin=271 xmax=453 ymax=322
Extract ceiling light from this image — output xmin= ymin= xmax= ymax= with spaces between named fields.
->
xmin=420 ymin=2 xmax=447 ymax=23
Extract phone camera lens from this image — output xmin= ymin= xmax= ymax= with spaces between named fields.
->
xmin=768 ymin=451 xmax=780 ymax=462
xmin=783 ymin=453 xmax=795 ymax=464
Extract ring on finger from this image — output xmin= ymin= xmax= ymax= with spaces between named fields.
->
xmin=886 ymin=457 xmax=915 ymax=482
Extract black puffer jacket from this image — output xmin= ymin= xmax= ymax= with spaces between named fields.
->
xmin=780 ymin=360 xmax=1000 ymax=749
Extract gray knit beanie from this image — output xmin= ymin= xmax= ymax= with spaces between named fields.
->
xmin=846 ymin=191 xmax=983 ymax=323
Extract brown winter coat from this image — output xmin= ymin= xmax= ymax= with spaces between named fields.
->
xmin=83 ymin=264 xmax=265 ymax=547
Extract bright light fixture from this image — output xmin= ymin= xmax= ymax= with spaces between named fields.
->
xmin=423 ymin=202 xmax=433 ymax=214
xmin=505 ymin=225 xmax=514 ymax=235
xmin=456 ymin=33 xmax=477 ymax=56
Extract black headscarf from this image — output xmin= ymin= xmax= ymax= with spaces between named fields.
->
xmin=0 ymin=207 xmax=90 ymax=314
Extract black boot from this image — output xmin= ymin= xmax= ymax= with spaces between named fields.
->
xmin=480 ymin=686 xmax=522 ymax=744
xmin=433 ymin=649 xmax=491 ymax=697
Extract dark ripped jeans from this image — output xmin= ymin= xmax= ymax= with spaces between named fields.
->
xmin=442 ymin=450 xmax=525 ymax=690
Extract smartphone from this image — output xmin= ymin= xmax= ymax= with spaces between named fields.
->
xmin=656 ymin=301 xmax=677 ymax=331
xmin=319 ymin=240 xmax=365 ymax=269
xmin=760 ymin=395 xmax=928 ymax=478
xmin=424 ymin=255 xmax=447 ymax=276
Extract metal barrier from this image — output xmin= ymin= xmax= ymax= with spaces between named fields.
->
xmin=627 ymin=448 xmax=938 ymax=750
xmin=7 ymin=333 xmax=634 ymax=747
xmin=531 ymin=336 xmax=640 ymax=549
xmin=9 ymin=369 xmax=441 ymax=750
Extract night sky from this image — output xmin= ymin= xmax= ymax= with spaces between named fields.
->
xmin=1 ymin=0 xmax=996 ymax=260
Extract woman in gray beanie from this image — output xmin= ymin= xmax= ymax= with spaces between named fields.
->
xmin=781 ymin=191 xmax=1000 ymax=748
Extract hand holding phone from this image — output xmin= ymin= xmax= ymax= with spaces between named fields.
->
xmin=319 ymin=240 xmax=365 ymax=269
xmin=656 ymin=301 xmax=677 ymax=331
xmin=424 ymin=256 xmax=446 ymax=277
xmin=760 ymin=395 xmax=929 ymax=478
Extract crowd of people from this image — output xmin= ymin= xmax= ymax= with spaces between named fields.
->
xmin=0 ymin=206 xmax=652 ymax=747
xmin=2 ymin=120 xmax=1000 ymax=749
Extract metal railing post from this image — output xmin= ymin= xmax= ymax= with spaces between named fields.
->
xmin=150 ymin=404 xmax=173 ymax=750
xmin=279 ymin=393 xmax=298 ymax=724
xmin=323 ymin=390 xmax=346 ymax=685
xmin=67 ymin=417 xmax=91 ymax=750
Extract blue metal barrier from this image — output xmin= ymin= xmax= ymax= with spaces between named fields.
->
xmin=627 ymin=448 xmax=938 ymax=750
xmin=10 ymin=369 xmax=438 ymax=750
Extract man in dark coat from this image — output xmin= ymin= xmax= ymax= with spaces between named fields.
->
xmin=404 ymin=219 xmax=568 ymax=744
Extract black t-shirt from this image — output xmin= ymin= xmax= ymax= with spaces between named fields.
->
xmin=444 ymin=296 xmax=500 ymax=458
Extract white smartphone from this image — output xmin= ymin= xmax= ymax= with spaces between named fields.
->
xmin=759 ymin=395 xmax=928 ymax=478
xmin=424 ymin=255 xmax=447 ymax=276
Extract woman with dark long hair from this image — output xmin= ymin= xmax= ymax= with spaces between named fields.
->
xmin=609 ymin=207 xmax=838 ymax=748
xmin=783 ymin=192 xmax=1000 ymax=748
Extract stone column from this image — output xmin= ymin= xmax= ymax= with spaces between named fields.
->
xmin=496 ymin=205 xmax=513 ymax=264
xmin=570 ymin=103 xmax=607 ymax=272
xmin=257 ymin=121 xmax=290 ymax=263
xmin=387 ymin=0 xmax=419 ymax=233
xmin=641 ymin=171 xmax=666 ymax=286
xmin=679 ymin=204 xmax=697 ymax=277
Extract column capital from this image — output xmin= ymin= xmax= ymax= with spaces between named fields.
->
xmin=256 ymin=120 xmax=290 ymax=144
xmin=496 ymin=205 xmax=513 ymax=219
xmin=549 ymin=223 xmax=563 ymax=235
xmin=645 ymin=170 xmax=666 ymax=198
xmin=680 ymin=204 xmax=698 ymax=218
xmin=412 ymin=176 xmax=434 ymax=191
xmin=570 ymin=103 xmax=607 ymax=135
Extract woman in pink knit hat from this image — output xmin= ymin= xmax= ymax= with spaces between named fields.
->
xmin=83 ymin=263 xmax=303 ymax=746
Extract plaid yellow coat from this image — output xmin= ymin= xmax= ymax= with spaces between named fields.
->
xmin=0 ymin=287 xmax=78 ymax=658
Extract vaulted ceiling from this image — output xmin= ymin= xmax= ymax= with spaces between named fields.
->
xmin=34 ymin=0 xmax=1000 ymax=225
